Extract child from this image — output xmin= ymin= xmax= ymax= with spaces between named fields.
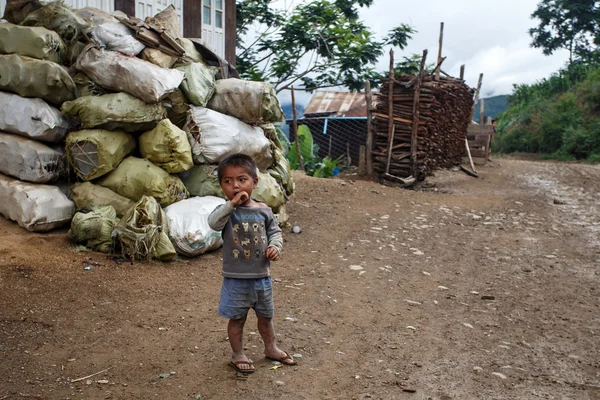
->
xmin=208 ymin=153 xmax=297 ymax=374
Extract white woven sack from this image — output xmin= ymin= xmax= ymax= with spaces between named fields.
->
xmin=0 ymin=91 xmax=70 ymax=143
xmin=186 ymin=107 xmax=273 ymax=170
xmin=164 ymin=196 xmax=225 ymax=257
xmin=0 ymin=173 xmax=74 ymax=231
xmin=0 ymin=132 xmax=65 ymax=183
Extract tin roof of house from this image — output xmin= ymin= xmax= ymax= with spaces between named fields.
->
xmin=304 ymin=91 xmax=368 ymax=117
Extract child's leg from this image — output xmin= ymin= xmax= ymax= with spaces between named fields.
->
xmin=227 ymin=315 xmax=254 ymax=371
xmin=256 ymin=314 xmax=296 ymax=364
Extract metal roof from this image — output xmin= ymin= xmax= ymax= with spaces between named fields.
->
xmin=304 ymin=91 xmax=367 ymax=117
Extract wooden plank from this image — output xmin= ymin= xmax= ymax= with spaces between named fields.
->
xmin=184 ymin=0 xmax=202 ymax=38
xmin=411 ymin=49 xmax=427 ymax=175
xmin=365 ymin=80 xmax=374 ymax=176
xmin=435 ymin=22 xmax=444 ymax=81
xmin=468 ymin=125 xmax=494 ymax=134
xmin=386 ymin=49 xmax=394 ymax=175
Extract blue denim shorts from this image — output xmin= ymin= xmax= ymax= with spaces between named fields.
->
xmin=218 ymin=277 xmax=274 ymax=320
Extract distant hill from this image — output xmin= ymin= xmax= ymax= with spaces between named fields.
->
xmin=281 ymin=103 xmax=305 ymax=120
xmin=472 ymin=95 xmax=508 ymax=122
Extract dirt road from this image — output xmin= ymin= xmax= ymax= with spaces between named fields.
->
xmin=1 ymin=158 xmax=599 ymax=399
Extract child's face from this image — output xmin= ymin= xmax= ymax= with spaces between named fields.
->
xmin=220 ymin=165 xmax=258 ymax=201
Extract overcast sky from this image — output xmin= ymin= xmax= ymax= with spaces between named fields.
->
xmin=360 ymin=0 xmax=570 ymax=97
xmin=273 ymin=0 xmax=569 ymax=105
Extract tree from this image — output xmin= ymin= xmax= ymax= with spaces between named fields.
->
xmin=529 ymin=0 xmax=600 ymax=63
xmin=236 ymin=0 xmax=415 ymax=92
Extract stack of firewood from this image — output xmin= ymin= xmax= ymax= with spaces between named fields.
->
xmin=372 ymin=73 xmax=474 ymax=180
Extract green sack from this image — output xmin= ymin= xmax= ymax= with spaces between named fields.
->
xmin=64 ymin=40 xmax=86 ymax=67
xmin=66 ymin=129 xmax=136 ymax=181
xmin=254 ymin=170 xmax=285 ymax=213
xmin=139 ymin=119 xmax=193 ymax=173
xmin=163 ymin=89 xmax=189 ymax=129
xmin=112 ymin=195 xmax=176 ymax=261
xmin=2 ymin=0 xmax=43 ymax=24
xmin=268 ymin=147 xmax=295 ymax=198
xmin=0 ymin=53 xmax=76 ymax=106
xmin=177 ymin=37 xmax=203 ymax=63
xmin=61 ymin=92 xmax=166 ymax=132
xmin=0 ymin=22 xmax=65 ymax=64
xmin=98 ymin=157 xmax=189 ymax=207
xmin=70 ymin=72 xmax=108 ymax=97
xmin=21 ymin=0 xmax=89 ymax=43
xmin=67 ymin=206 xmax=118 ymax=253
xmin=175 ymin=62 xmax=216 ymax=107
xmin=70 ymin=182 xmax=134 ymax=218
xmin=206 ymin=78 xmax=285 ymax=124
xmin=180 ymin=164 xmax=225 ymax=198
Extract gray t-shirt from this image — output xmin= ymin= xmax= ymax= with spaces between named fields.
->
xmin=208 ymin=201 xmax=283 ymax=279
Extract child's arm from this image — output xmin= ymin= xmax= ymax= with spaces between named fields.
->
xmin=208 ymin=201 xmax=235 ymax=231
xmin=265 ymin=213 xmax=283 ymax=260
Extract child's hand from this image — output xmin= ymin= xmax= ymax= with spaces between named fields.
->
xmin=265 ymin=246 xmax=280 ymax=261
xmin=231 ymin=191 xmax=249 ymax=206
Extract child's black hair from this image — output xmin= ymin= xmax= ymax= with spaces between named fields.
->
xmin=217 ymin=153 xmax=258 ymax=182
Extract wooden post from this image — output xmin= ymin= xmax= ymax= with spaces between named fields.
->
xmin=291 ymin=86 xmax=304 ymax=172
xmin=411 ymin=49 xmax=428 ymax=176
xmin=365 ymin=80 xmax=374 ymax=176
xmin=385 ymin=49 xmax=394 ymax=175
xmin=470 ymin=73 xmax=484 ymax=122
xmin=479 ymin=98 xmax=485 ymax=125
xmin=435 ymin=22 xmax=444 ymax=81
xmin=459 ymin=64 xmax=465 ymax=80
xmin=358 ymin=145 xmax=366 ymax=175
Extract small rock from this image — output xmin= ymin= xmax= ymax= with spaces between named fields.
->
xmin=293 ymin=353 xmax=303 ymax=359
xmin=545 ymin=255 xmax=557 ymax=259
xmin=462 ymin=323 xmax=474 ymax=329
xmin=284 ymin=316 xmax=296 ymax=322
xmin=433 ymin=300 xmax=439 ymax=305
xmin=422 ymin=271 xmax=431 ymax=276
xmin=86 ymin=379 xmax=92 ymax=385
xmin=402 ymin=387 xmax=417 ymax=393
xmin=272 ymin=361 xmax=282 ymax=366
xmin=438 ymin=285 xmax=449 ymax=290
xmin=405 ymin=300 xmax=422 ymax=305
xmin=275 ymin=380 xmax=285 ymax=385
xmin=349 ymin=265 xmax=364 ymax=271
xmin=473 ymin=366 xmax=483 ymax=373
xmin=553 ymin=198 xmax=566 ymax=205
xmin=492 ymin=372 xmax=507 ymax=379
xmin=406 ymin=326 xmax=416 ymax=330
xmin=97 ymin=379 xmax=109 ymax=384
xmin=84 ymin=265 xmax=93 ymax=271
xmin=481 ymin=295 xmax=495 ymax=300
xmin=159 ymin=373 xmax=171 ymax=379
xmin=292 ymin=225 xmax=302 ymax=234
xmin=472 ymin=215 xmax=482 ymax=220
xmin=355 ymin=375 xmax=360 ymax=379
xmin=470 ymin=291 xmax=479 ymax=295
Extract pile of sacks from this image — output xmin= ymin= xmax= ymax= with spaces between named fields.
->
xmin=0 ymin=1 xmax=294 ymax=261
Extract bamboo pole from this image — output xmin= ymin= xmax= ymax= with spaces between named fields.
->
xmin=411 ymin=49 xmax=428 ymax=175
xmin=470 ymin=73 xmax=483 ymax=122
xmin=291 ymin=86 xmax=304 ymax=171
xmin=435 ymin=22 xmax=444 ymax=81
xmin=365 ymin=80 xmax=374 ymax=176
xmin=479 ymin=98 xmax=485 ymax=124
xmin=385 ymin=49 xmax=394 ymax=175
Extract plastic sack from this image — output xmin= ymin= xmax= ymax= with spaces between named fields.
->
xmin=87 ymin=23 xmax=145 ymax=56
xmin=175 ymin=62 xmax=216 ymax=107
xmin=70 ymin=72 xmax=108 ymax=97
xmin=164 ymin=196 xmax=225 ymax=257
xmin=275 ymin=204 xmax=289 ymax=227
xmin=70 ymin=182 xmax=134 ymax=217
xmin=2 ymin=0 xmax=43 ymax=24
xmin=142 ymin=47 xmax=177 ymax=68
xmin=0 ymin=91 xmax=71 ymax=143
xmin=186 ymin=107 xmax=273 ymax=170
xmin=75 ymin=7 xmax=118 ymax=25
xmin=254 ymin=170 xmax=285 ymax=213
xmin=163 ymin=89 xmax=189 ymax=129
xmin=66 ymin=129 xmax=136 ymax=181
xmin=180 ymin=164 xmax=225 ymax=198
xmin=0 ymin=172 xmax=74 ymax=232
xmin=177 ymin=37 xmax=203 ymax=63
xmin=61 ymin=92 xmax=166 ymax=132
xmin=67 ymin=206 xmax=118 ymax=253
xmin=206 ymin=78 xmax=285 ymax=124
xmin=0 ymin=133 xmax=66 ymax=183
xmin=112 ymin=195 xmax=176 ymax=261
xmin=268 ymin=147 xmax=295 ymax=198
xmin=75 ymin=46 xmax=185 ymax=103
xmin=139 ymin=119 xmax=193 ymax=174
xmin=147 ymin=5 xmax=181 ymax=39
xmin=21 ymin=0 xmax=89 ymax=43
xmin=98 ymin=157 xmax=189 ymax=207
xmin=64 ymin=40 xmax=86 ymax=66
xmin=0 ymin=22 xmax=65 ymax=64
xmin=0 ymin=54 xmax=77 ymax=106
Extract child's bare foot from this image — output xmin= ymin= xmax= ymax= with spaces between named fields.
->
xmin=229 ymin=355 xmax=255 ymax=373
xmin=265 ymin=348 xmax=297 ymax=365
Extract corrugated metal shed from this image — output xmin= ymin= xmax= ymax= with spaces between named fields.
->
xmin=304 ymin=91 xmax=367 ymax=117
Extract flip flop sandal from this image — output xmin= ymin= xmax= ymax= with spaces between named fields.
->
xmin=265 ymin=351 xmax=297 ymax=365
xmin=229 ymin=360 xmax=256 ymax=374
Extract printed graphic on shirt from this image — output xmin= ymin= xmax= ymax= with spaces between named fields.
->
xmin=261 ymin=235 xmax=267 ymax=244
xmin=253 ymin=236 xmax=260 ymax=245
xmin=252 ymin=222 xmax=259 ymax=232
xmin=233 ymin=237 xmax=239 ymax=245
xmin=242 ymin=222 xmax=249 ymax=232
xmin=233 ymin=249 xmax=240 ymax=258
xmin=240 ymin=238 xmax=250 ymax=247
xmin=233 ymin=223 xmax=240 ymax=233
xmin=254 ymin=248 xmax=261 ymax=258
xmin=244 ymin=249 xmax=251 ymax=259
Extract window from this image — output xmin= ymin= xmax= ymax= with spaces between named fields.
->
xmin=203 ymin=0 xmax=211 ymax=25
xmin=215 ymin=0 xmax=223 ymax=29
